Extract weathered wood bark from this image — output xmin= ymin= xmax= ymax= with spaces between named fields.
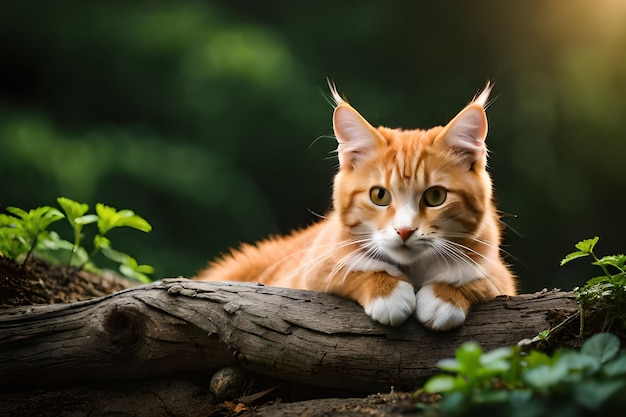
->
xmin=0 ymin=279 xmax=577 ymax=392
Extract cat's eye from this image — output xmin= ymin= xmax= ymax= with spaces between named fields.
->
xmin=369 ymin=186 xmax=392 ymax=206
xmin=422 ymin=186 xmax=447 ymax=207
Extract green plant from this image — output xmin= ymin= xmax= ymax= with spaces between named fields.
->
xmin=423 ymin=333 xmax=626 ymax=416
xmin=0 ymin=197 xmax=154 ymax=282
xmin=0 ymin=205 xmax=65 ymax=264
xmin=561 ymin=237 xmax=626 ymax=334
xmin=56 ymin=197 xmax=98 ymax=266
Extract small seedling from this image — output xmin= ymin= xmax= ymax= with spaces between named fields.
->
xmin=561 ymin=236 xmax=626 ymax=335
xmin=57 ymin=197 xmax=98 ymax=266
xmin=0 ymin=205 xmax=64 ymax=265
xmin=0 ymin=198 xmax=154 ymax=282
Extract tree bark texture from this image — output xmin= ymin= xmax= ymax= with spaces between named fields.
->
xmin=0 ymin=279 xmax=578 ymax=392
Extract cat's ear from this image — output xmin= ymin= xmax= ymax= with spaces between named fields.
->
xmin=332 ymin=105 xmax=386 ymax=171
xmin=438 ymin=84 xmax=491 ymax=168
xmin=329 ymin=81 xmax=386 ymax=170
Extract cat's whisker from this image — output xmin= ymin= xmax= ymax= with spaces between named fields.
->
xmin=329 ymin=238 xmax=383 ymax=287
xmin=275 ymin=237 xmax=367 ymax=282
xmin=434 ymin=243 xmax=473 ymax=267
xmin=442 ymin=239 xmax=494 ymax=266
xmin=442 ymin=231 xmax=516 ymax=261
xmin=330 ymin=239 xmax=375 ymax=277
xmin=288 ymin=236 xmax=375 ymax=284
xmin=440 ymin=231 xmax=497 ymax=248
xmin=425 ymin=238 xmax=484 ymax=271
xmin=307 ymin=134 xmax=336 ymax=152
xmin=306 ymin=207 xmax=327 ymax=220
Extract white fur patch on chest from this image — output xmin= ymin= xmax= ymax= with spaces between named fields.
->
xmin=346 ymin=256 xmax=403 ymax=277
xmin=403 ymin=254 xmax=486 ymax=287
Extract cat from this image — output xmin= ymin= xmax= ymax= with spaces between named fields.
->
xmin=195 ymin=81 xmax=516 ymax=331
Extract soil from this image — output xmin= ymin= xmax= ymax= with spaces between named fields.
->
xmin=0 ymin=255 xmax=136 ymax=306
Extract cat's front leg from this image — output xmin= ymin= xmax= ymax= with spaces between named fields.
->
xmin=415 ymin=280 xmax=498 ymax=331
xmin=363 ymin=279 xmax=416 ymax=326
xmin=332 ymin=271 xmax=416 ymax=326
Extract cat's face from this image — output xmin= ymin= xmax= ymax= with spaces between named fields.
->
xmin=331 ymin=85 xmax=494 ymax=267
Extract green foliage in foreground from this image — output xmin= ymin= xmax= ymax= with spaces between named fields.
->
xmin=0 ymin=197 xmax=154 ymax=282
xmin=423 ymin=333 xmax=626 ymax=416
xmin=422 ymin=236 xmax=626 ymax=416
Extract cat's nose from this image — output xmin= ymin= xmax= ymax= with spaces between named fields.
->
xmin=395 ymin=228 xmax=415 ymax=242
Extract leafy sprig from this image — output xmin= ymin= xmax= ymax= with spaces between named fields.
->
xmin=0 ymin=198 xmax=154 ymax=282
xmin=0 ymin=205 xmax=64 ymax=264
xmin=561 ymin=236 xmax=626 ymax=333
xmin=560 ymin=236 xmax=626 ymax=281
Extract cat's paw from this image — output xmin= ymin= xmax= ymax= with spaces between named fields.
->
xmin=415 ymin=285 xmax=466 ymax=331
xmin=363 ymin=280 xmax=416 ymax=326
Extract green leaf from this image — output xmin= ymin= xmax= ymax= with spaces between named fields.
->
xmin=523 ymin=350 xmax=551 ymax=368
xmin=523 ymin=364 xmax=566 ymax=390
xmin=507 ymin=390 xmax=545 ymax=417
xmin=478 ymin=347 xmax=513 ymax=378
xmin=57 ymin=197 xmax=89 ymax=227
xmin=95 ymin=203 xmax=118 ymax=235
xmin=75 ymin=214 xmax=98 ymax=225
xmin=113 ymin=214 xmax=152 ymax=232
xmin=603 ymin=353 xmax=626 ymax=377
xmin=472 ymin=389 xmax=509 ymax=405
xmin=6 ymin=206 xmax=28 ymax=220
xmin=554 ymin=351 xmax=600 ymax=380
xmin=560 ymin=250 xmax=589 ymax=266
xmin=437 ymin=358 xmax=461 ymax=373
xmin=36 ymin=207 xmax=65 ymax=231
xmin=424 ymin=374 xmax=459 ymax=393
xmin=575 ymin=236 xmax=599 ymax=253
xmin=593 ymin=255 xmax=626 ymax=271
xmin=480 ymin=346 xmax=514 ymax=366
xmin=0 ymin=213 xmax=22 ymax=227
xmin=135 ymin=264 xmax=154 ymax=274
xmin=5 ymin=206 xmax=64 ymax=240
xmin=100 ymin=244 xmax=130 ymax=264
xmin=95 ymin=203 xmax=152 ymax=234
xmin=581 ymin=333 xmax=620 ymax=364
xmin=35 ymin=231 xmax=89 ymax=267
xmin=119 ymin=264 xmax=152 ymax=283
xmin=438 ymin=391 xmax=468 ymax=416
xmin=456 ymin=341 xmax=483 ymax=377
xmin=93 ymin=235 xmax=111 ymax=250
xmin=574 ymin=379 xmax=626 ymax=411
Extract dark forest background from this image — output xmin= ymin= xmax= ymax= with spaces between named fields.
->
xmin=1 ymin=1 xmax=625 ymax=292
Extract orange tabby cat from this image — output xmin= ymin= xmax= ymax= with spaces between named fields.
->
xmin=196 ymin=82 xmax=516 ymax=331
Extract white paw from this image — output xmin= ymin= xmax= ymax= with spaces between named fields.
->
xmin=364 ymin=281 xmax=416 ymax=326
xmin=415 ymin=285 xmax=466 ymax=331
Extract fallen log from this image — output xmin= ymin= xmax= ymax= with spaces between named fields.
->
xmin=0 ymin=279 xmax=577 ymax=392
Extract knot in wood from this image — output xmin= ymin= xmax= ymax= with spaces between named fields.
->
xmin=166 ymin=283 xmax=197 ymax=297
xmin=104 ymin=306 xmax=146 ymax=353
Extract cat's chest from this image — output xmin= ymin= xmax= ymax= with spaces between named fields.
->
xmin=401 ymin=256 xmax=486 ymax=288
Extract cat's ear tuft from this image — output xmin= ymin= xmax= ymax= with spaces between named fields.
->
xmin=333 ymin=102 xmax=386 ymax=170
xmin=439 ymin=104 xmax=488 ymax=167
xmin=472 ymin=81 xmax=493 ymax=108
xmin=327 ymin=78 xmax=345 ymax=106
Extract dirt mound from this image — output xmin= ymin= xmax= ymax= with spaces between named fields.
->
xmin=0 ymin=255 xmax=136 ymax=306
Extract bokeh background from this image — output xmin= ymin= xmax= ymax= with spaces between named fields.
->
xmin=1 ymin=1 xmax=625 ymax=292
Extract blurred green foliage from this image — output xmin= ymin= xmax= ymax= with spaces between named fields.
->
xmin=1 ymin=1 xmax=625 ymax=290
